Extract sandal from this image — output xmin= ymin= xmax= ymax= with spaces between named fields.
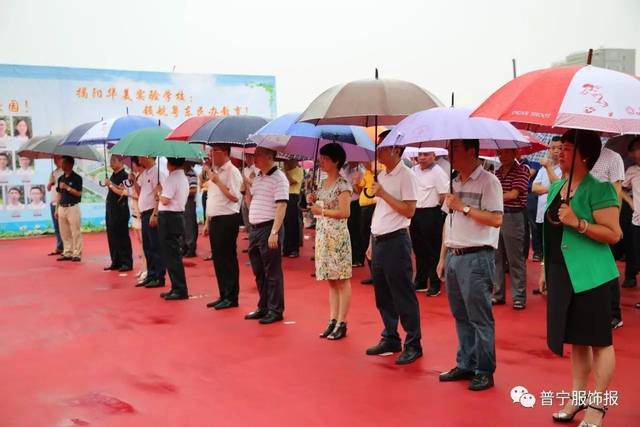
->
xmin=552 ymin=404 xmax=587 ymax=422
xmin=578 ymin=405 xmax=607 ymax=427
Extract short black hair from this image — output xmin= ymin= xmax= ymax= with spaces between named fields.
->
xmin=560 ymin=129 xmax=601 ymax=171
xmin=0 ymin=152 xmax=8 ymax=159
xmin=319 ymin=142 xmax=347 ymax=170
xmin=377 ymin=129 xmax=391 ymax=143
xmin=551 ymin=135 xmax=562 ymax=142
xmin=62 ymin=155 xmax=75 ymax=166
xmin=30 ymin=186 xmax=43 ymax=193
xmin=131 ymin=156 xmax=141 ymax=166
xmin=628 ymin=136 xmax=640 ymax=152
xmin=8 ymin=186 xmax=21 ymax=194
xmin=461 ymin=139 xmax=480 ymax=158
xmin=167 ymin=157 xmax=185 ymax=167
xmin=212 ymin=144 xmax=231 ymax=155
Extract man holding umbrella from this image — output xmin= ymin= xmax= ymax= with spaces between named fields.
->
xmin=437 ymin=139 xmax=503 ymax=391
xmin=156 ymin=157 xmax=190 ymax=300
xmin=365 ymin=139 xmax=423 ymax=365
xmin=104 ymin=154 xmax=133 ymax=272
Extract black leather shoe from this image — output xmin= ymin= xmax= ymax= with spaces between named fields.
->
xmin=327 ymin=322 xmax=347 ymax=340
xmin=439 ymin=367 xmax=475 ymax=382
xmin=72 ymin=257 xmax=81 ymax=262
xmin=57 ymin=256 xmax=72 ymax=261
xmin=395 ymin=347 xmax=422 ymax=365
xmin=164 ymin=292 xmax=188 ymax=301
xmin=360 ymin=277 xmax=373 ymax=285
xmin=259 ymin=312 xmax=283 ymax=324
xmin=118 ymin=266 xmax=133 ymax=272
xmin=365 ymin=340 xmax=402 ymax=355
xmin=491 ymin=297 xmax=506 ymax=305
xmin=104 ymin=265 xmax=119 ymax=271
xmin=468 ymin=373 xmax=494 ymax=391
xmin=207 ymin=298 xmax=224 ymax=308
xmin=245 ymin=309 xmax=267 ymax=320
xmin=160 ymin=291 xmax=171 ymax=298
xmin=214 ymin=300 xmax=238 ymax=310
xmin=145 ymin=280 xmax=166 ymax=288
xmin=135 ymin=279 xmax=150 ymax=287
xmin=320 ymin=319 xmax=337 ymax=338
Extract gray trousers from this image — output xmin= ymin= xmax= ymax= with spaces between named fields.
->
xmin=494 ymin=211 xmax=527 ymax=304
xmin=445 ymin=249 xmax=496 ymax=374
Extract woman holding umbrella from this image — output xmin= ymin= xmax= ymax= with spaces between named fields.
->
xmin=308 ymin=143 xmax=352 ymax=340
xmin=545 ymin=130 xmax=622 ymax=426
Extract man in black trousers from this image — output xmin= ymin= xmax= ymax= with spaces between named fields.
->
xmin=182 ymin=162 xmax=199 ymax=257
xmin=104 ymin=154 xmax=133 ymax=272
xmin=203 ymin=145 xmax=243 ymax=310
xmin=244 ymin=147 xmax=289 ymax=324
xmin=156 ymin=157 xmax=190 ymax=300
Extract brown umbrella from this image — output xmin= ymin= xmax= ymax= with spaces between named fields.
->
xmin=298 ymin=70 xmax=442 ymax=196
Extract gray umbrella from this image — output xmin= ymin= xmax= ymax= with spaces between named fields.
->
xmin=18 ymin=134 xmax=103 ymax=161
xmin=188 ymin=115 xmax=269 ymax=146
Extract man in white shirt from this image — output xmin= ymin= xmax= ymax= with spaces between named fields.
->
xmin=244 ymin=147 xmax=289 ymax=324
xmin=437 ymin=139 xmax=503 ymax=392
xmin=156 ymin=157 xmax=190 ymax=300
xmin=203 ymin=145 xmax=243 ymax=310
xmin=241 ymin=152 xmax=257 ymax=234
xmin=410 ymin=149 xmax=449 ymax=296
xmin=591 ymin=145 xmax=626 ymax=329
xmin=365 ymin=134 xmax=422 ymax=366
xmin=135 ymin=156 xmax=167 ymax=289
xmin=47 ymin=155 xmax=64 ymax=255
xmin=532 ymin=137 xmax=563 ymax=261
xmin=622 ymin=138 xmax=640 ymax=292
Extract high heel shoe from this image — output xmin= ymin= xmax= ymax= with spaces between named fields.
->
xmin=578 ymin=405 xmax=607 ymax=427
xmin=319 ymin=319 xmax=337 ymax=338
xmin=327 ymin=322 xmax=347 ymax=340
xmin=552 ymin=404 xmax=587 ymax=423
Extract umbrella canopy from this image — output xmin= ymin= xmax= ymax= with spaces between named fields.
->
xmin=402 ymin=147 xmax=449 ymax=159
xmin=63 ymin=115 xmax=168 ymax=145
xmin=17 ymin=134 xmax=102 ymax=161
xmin=472 ymin=65 xmax=640 ymax=135
xmin=165 ymin=116 xmax=216 ymax=141
xmin=479 ymin=131 xmax=548 ymax=157
xmin=298 ymin=78 xmax=443 ymax=126
xmin=187 ymin=115 xmax=269 ymax=146
xmin=379 ymin=107 xmax=530 ymax=149
xmin=110 ymin=127 xmax=204 ymax=161
xmin=250 ymin=112 xmax=375 ymax=162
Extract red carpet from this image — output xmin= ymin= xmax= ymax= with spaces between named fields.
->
xmin=0 ymin=231 xmax=638 ymax=426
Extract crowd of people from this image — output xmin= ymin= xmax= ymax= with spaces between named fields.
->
xmin=42 ymin=130 xmax=640 ymax=424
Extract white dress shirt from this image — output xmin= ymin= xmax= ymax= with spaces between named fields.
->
xmin=370 ymin=161 xmax=417 ymax=235
xmin=412 ymin=163 xmax=449 ymax=208
xmin=138 ymin=165 xmax=167 ymax=213
xmin=206 ymin=160 xmax=243 ymax=217
xmin=159 ymin=169 xmax=189 ymax=212
xmin=533 ymin=164 xmax=562 ymax=223
xmin=442 ymin=165 xmax=503 ymax=249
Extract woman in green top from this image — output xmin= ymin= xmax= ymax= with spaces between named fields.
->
xmin=545 ymin=130 xmax=622 ymax=426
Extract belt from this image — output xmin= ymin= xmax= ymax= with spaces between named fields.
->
xmin=372 ymin=228 xmax=408 ymax=242
xmin=504 ymin=207 xmax=525 ymax=213
xmin=158 ymin=210 xmax=183 ymax=215
xmin=252 ymin=220 xmax=274 ymax=229
xmin=416 ymin=206 xmax=442 ymax=211
xmin=59 ymin=203 xmax=78 ymax=208
xmin=449 ymin=246 xmax=493 ymax=256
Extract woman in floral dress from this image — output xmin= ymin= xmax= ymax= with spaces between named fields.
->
xmin=307 ymin=143 xmax=352 ymax=340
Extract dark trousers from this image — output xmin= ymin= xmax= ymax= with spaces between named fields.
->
xmin=410 ymin=207 xmax=444 ymax=289
xmin=360 ymin=204 xmax=375 ymax=275
xmin=445 ymin=249 xmax=497 ymax=375
xmin=248 ymin=223 xmax=285 ymax=316
xmin=158 ymin=211 xmax=188 ymax=296
xmin=348 ymin=200 xmax=363 ymax=264
xmin=141 ymin=210 xmax=166 ymax=282
xmin=201 ymin=192 xmax=208 ymax=223
xmin=50 ymin=203 xmax=63 ymax=251
xmin=283 ymin=194 xmax=300 ymax=255
xmin=371 ymin=231 xmax=422 ymax=350
xmin=533 ymin=222 xmax=544 ymax=257
xmin=210 ymin=214 xmax=241 ymax=302
xmin=621 ymin=203 xmax=637 ymax=280
xmin=105 ymin=202 xmax=133 ymax=268
xmin=182 ymin=197 xmax=198 ymax=256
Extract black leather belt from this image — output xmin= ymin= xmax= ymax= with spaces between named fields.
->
xmin=372 ymin=228 xmax=408 ymax=242
xmin=504 ymin=207 xmax=524 ymax=213
xmin=59 ymin=203 xmax=78 ymax=207
xmin=252 ymin=220 xmax=274 ymax=229
xmin=449 ymin=246 xmax=493 ymax=256
xmin=416 ymin=206 xmax=441 ymax=210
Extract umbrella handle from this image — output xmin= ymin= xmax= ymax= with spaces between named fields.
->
xmin=98 ymin=179 xmax=108 ymax=187
xmin=363 ymin=188 xmax=375 ymax=199
xmin=123 ymin=179 xmax=134 ymax=188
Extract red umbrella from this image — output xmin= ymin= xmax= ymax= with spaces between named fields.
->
xmin=165 ymin=116 xmax=215 ymax=141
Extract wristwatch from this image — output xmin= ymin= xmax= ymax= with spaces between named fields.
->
xmin=462 ymin=206 xmax=471 ymax=216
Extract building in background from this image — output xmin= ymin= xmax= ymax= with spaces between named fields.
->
xmin=553 ymin=48 xmax=636 ymax=75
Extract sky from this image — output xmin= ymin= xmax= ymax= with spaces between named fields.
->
xmin=2 ymin=0 xmax=639 ymax=116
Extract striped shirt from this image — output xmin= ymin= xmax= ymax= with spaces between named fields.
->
xmin=248 ymin=165 xmax=289 ymax=224
xmin=185 ymin=168 xmax=198 ymax=199
xmin=496 ymin=161 xmax=529 ymax=209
